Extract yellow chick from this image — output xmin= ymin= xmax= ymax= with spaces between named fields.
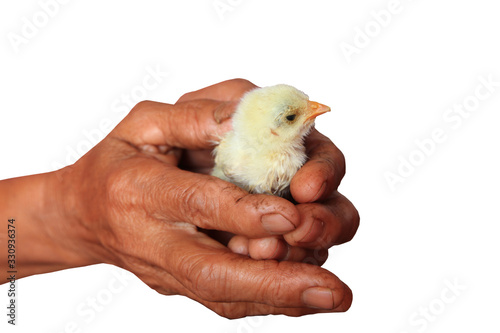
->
xmin=212 ymin=84 xmax=330 ymax=197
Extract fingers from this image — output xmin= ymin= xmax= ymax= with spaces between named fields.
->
xmin=123 ymin=224 xmax=350 ymax=318
xmin=113 ymin=99 xmax=237 ymax=150
xmin=227 ymin=234 xmax=250 ymax=255
xmin=135 ymin=159 xmax=301 ymax=238
xmin=179 ymin=288 xmax=351 ymax=319
xmin=290 ymin=129 xmax=346 ymax=203
xmin=190 ymin=299 xmax=349 ymax=319
xmin=158 ymin=227 xmax=351 ymax=312
xmin=176 ymin=78 xmax=258 ymax=103
xmin=142 ymin=261 xmax=349 ymax=318
xmin=226 ymin=192 xmax=359 ymax=257
xmin=228 ymin=236 xmax=329 ymax=265
xmin=284 ymin=192 xmax=360 ymax=249
xmin=154 ymin=284 xmax=350 ymax=318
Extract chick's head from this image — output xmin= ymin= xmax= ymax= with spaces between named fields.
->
xmin=233 ymin=84 xmax=330 ymax=145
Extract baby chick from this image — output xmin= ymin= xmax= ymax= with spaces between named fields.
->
xmin=212 ymin=84 xmax=330 ymax=198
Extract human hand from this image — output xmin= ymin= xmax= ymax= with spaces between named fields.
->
xmin=178 ymin=80 xmax=360 ymax=264
xmin=54 ymin=79 xmax=354 ymax=317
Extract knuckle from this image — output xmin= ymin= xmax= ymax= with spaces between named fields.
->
xmin=328 ymin=193 xmax=359 ymax=245
xmin=105 ymin=168 xmax=141 ymax=210
xmin=231 ymin=78 xmax=255 ymax=89
xmin=336 ymin=149 xmax=346 ymax=178
xmin=120 ymin=100 xmax=161 ymax=132
xmin=177 ymin=91 xmax=193 ymax=102
xmin=179 ymin=178 xmax=221 ymax=227
xmin=131 ymin=100 xmax=155 ymax=113
xmin=256 ymin=261 xmax=292 ymax=307
xmin=349 ymin=206 xmax=360 ymax=238
xmin=314 ymin=151 xmax=339 ymax=179
xmin=178 ymin=182 xmax=202 ymax=218
xmin=181 ymin=255 xmax=225 ymax=302
xmin=126 ymin=101 xmax=160 ymax=125
xmin=310 ymin=134 xmax=346 ymax=182
xmin=342 ymin=203 xmax=360 ymax=243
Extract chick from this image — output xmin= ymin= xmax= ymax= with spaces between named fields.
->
xmin=212 ymin=84 xmax=330 ymax=198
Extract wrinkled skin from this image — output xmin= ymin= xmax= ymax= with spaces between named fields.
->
xmin=4 ymin=79 xmax=359 ymax=318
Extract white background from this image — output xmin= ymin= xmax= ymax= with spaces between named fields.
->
xmin=1 ymin=0 xmax=499 ymax=332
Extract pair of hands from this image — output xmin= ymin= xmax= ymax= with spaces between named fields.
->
xmin=59 ymin=79 xmax=359 ymax=318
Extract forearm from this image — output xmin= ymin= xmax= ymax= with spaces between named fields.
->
xmin=0 ymin=168 xmax=98 ymax=279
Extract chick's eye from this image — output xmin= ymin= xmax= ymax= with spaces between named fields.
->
xmin=286 ymin=114 xmax=296 ymax=121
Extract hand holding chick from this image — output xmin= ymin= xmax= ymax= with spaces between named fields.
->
xmin=212 ymin=84 xmax=330 ymax=198
xmin=179 ymin=79 xmax=359 ymax=262
xmin=3 ymin=79 xmax=358 ymax=318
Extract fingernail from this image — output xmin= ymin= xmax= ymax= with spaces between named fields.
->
xmin=297 ymin=219 xmax=324 ymax=244
xmin=261 ymin=213 xmax=296 ymax=234
xmin=302 ymin=287 xmax=335 ymax=310
xmin=311 ymin=182 xmax=326 ymax=202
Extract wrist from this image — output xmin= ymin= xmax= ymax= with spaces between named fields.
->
xmin=0 ymin=167 xmax=101 ymax=278
xmin=48 ymin=166 xmax=103 ymax=268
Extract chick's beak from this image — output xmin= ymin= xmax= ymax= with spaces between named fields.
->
xmin=305 ymin=101 xmax=331 ymax=122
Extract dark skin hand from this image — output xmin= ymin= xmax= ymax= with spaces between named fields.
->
xmin=177 ymin=80 xmax=359 ymax=263
xmin=0 ymin=79 xmax=359 ymax=318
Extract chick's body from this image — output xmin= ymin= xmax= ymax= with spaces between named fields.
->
xmin=212 ymin=84 xmax=330 ymax=197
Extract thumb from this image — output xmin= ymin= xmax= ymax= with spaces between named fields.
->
xmin=158 ymin=227 xmax=352 ymax=312
xmin=113 ymin=99 xmax=237 ymax=150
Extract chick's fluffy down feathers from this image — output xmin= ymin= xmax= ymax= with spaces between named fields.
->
xmin=212 ymin=84 xmax=329 ymax=198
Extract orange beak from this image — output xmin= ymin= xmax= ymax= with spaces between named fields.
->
xmin=305 ymin=101 xmax=331 ymax=122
